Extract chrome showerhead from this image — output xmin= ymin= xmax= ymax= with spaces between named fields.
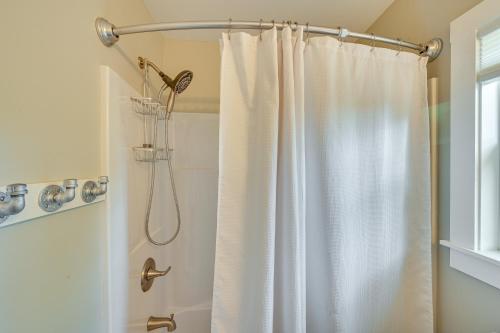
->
xmin=160 ymin=70 xmax=193 ymax=95
xmin=138 ymin=57 xmax=193 ymax=95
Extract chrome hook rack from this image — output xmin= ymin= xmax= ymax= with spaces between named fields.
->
xmin=0 ymin=177 xmax=107 ymax=230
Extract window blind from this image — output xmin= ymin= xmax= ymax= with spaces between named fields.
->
xmin=480 ymin=26 xmax=500 ymax=73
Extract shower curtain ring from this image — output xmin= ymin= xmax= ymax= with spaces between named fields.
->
xmin=271 ymin=19 xmax=275 ymax=29
xmin=306 ymin=22 xmax=310 ymax=44
xmin=259 ymin=19 xmax=263 ymax=40
xmin=338 ymin=27 xmax=344 ymax=47
xmin=370 ymin=33 xmax=376 ymax=52
xmin=396 ymin=38 xmax=402 ymax=55
xmin=228 ymin=18 xmax=232 ymax=40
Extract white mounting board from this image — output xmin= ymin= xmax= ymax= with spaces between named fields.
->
xmin=0 ymin=178 xmax=106 ymax=229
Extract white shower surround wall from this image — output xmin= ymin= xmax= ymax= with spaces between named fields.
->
xmin=102 ymin=66 xmax=218 ymax=333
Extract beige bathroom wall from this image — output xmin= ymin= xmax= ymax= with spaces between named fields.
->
xmin=162 ymin=37 xmax=221 ymax=113
xmin=0 ymin=1 xmax=164 ymax=332
xmin=369 ymin=1 xmax=500 ymax=332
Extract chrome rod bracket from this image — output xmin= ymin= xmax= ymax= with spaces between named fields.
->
xmin=95 ymin=17 xmax=119 ymax=47
xmin=422 ymin=38 xmax=443 ymax=62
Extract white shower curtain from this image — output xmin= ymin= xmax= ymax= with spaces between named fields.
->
xmin=212 ymin=27 xmax=432 ymax=333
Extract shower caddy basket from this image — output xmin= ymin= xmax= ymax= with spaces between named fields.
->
xmin=130 ymin=96 xmax=171 ymax=162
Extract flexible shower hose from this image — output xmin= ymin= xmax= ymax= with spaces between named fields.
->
xmin=145 ymin=88 xmax=181 ymax=246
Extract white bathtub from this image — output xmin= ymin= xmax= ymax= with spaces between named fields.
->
xmin=127 ymin=306 xmax=210 ymax=332
xmin=169 ymin=306 xmax=211 ymax=333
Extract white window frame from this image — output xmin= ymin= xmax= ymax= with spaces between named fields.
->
xmin=446 ymin=0 xmax=500 ymax=289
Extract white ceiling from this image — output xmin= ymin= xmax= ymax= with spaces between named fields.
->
xmin=143 ymin=0 xmax=394 ymax=40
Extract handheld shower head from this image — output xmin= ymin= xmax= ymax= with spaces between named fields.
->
xmin=138 ymin=57 xmax=193 ymax=95
xmin=159 ymin=70 xmax=193 ymax=95
xmin=137 ymin=56 xmax=186 ymax=247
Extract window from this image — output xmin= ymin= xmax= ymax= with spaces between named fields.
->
xmin=446 ymin=0 xmax=500 ymax=289
xmin=478 ymin=32 xmax=500 ymax=250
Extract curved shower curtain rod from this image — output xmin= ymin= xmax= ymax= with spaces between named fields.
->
xmin=95 ymin=17 xmax=443 ymax=62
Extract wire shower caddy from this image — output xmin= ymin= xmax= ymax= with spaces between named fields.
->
xmin=130 ymin=96 xmax=171 ymax=162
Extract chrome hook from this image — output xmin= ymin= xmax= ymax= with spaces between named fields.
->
xmin=370 ymin=33 xmax=376 ymax=52
xmin=39 ymin=179 xmax=78 ymax=212
xmin=228 ymin=18 xmax=232 ymax=40
xmin=81 ymin=176 xmax=109 ymax=203
xmin=0 ymin=184 xmax=28 ymax=223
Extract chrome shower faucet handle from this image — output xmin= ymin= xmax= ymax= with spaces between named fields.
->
xmin=81 ymin=176 xmax=109 ymax=203
xmin=141 ymin=257 xmax=171 ymax=292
